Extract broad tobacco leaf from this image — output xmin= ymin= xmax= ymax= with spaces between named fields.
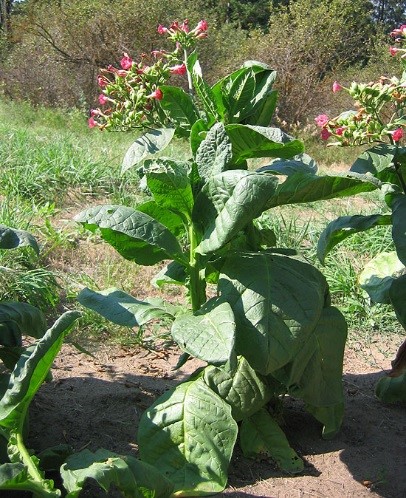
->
xmin=389 ymin=273 xmax=406 ymax=330
xmin=350 ymin=143 xmax=403 ymax=185
xmin=75 ymin=205 xmax=187 ymax=266
xmin=0 ymin=302 xmax=47 ymax=347
xmin=143 ymin=159 xmax=194 ymax=222
xmin=77 ymin=287 xmax=178 ymax=327
xmin=193 ymin=170 xmax=279 ymax=255
xmin=271 ymin=306 xmax=347 ymax=439
xmin=136 ymin=200 xmax=185 ymax=238
xmin=359 ymin=252 xmax=404 ymax=304
xmin=258 ymin=153 xmax=318 ymax=177
xmin=138 ymin=378 xmax=238 ymax=496
xmin=0 ymin=225 xmax=39 ymax=255
xmin=391 ymin=194 xmax=406 ymax=266
xmin=187 ymin=52 xmax=220 ymax=119
xmin=216 ymin=252 xmax=328 ymax=375
xmin=203 ymin=357 xmax=273 ymax=421
xmin=61 ymin=448 xmax=174 ymax=498
xmin=375 ymin=373 xmax=406 ymax=403
xmin=317 ymin=214 xmax=392 ymax=264
xmin=239 ymin=408 xmax=304 ymax=474
xmin=159 ymin=85 xmax=199 ymax=136
xmin=0 ymin=311 xmax=80 ymax=430
xmin=266 ymin=172 xmax=379 ymax=208
xmin=225 ymin=125 xmax=304 ymax=164
xmin=195 ymin=123 xmax=233 ymax=182
xmin=121 ymin=128 xmax=175 ymax=173
xmin=171 ymin=297 xmax=235 ymax=365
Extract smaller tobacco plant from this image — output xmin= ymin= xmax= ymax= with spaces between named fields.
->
xmin=0 ymin=226 xmax=173 ymax=497
xmin=315 ymin=24 xmax=406 ymax=403
xmin=76 ymin=19 xmax=383 ymax=496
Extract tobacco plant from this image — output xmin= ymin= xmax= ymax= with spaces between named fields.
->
xmin=316 ymin=24 xmax=406 ymax=403
xmin=76 ymin=20 xmax=382 ymax=495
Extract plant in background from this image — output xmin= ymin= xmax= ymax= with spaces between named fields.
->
xmin=316 ymin=24 xmax=406 ymax=404
xmin=75 ymin=20 xmax=382 ymax=496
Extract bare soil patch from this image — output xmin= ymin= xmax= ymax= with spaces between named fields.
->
xmin=18 ymin=333 xmax=405 ymax=498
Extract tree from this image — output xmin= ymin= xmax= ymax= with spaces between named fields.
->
xmin=0 ymin=0 xmax=13 ymax=35
xmin=372 ymin=0 xmax=406 ymax=28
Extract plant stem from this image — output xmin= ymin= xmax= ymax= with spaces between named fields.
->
xmin=184 ymin=49 xmax=193 ymax=97
xmin=188 ymin=224 xmax=206 ymax=312
xmin=16 ymin=432 xmax=44 ymax=483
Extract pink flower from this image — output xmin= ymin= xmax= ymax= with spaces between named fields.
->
xmin=120 ymin=53 xmax=133 ymax=70
xmin=392 ymin=128 xmax=404 ymax=142
xmin=180 ymin=19 xmax=189 ymax=33
xmin=117 ymin=69 xmax=128 ymax=77
xmin=98 ymin=94 xmax=108 ymax=105
xmin=97 ymin=75 xmax=108 ymax=88
xmin=196 ymin=20 xmax=208 ymax=33
xmin=389 ymin=46 xmax=399 ymax=56
xmin=315 ymin=114 xmax=329 ymax=127
xmin=157 ymin=24 xmax=168 ymax=34
xmin=88 ymin=116 xmax=98 ymax=128
xmin=390 ymin=25 xmax=406 ymax=38
xmin=321 ymin=128 xmax=331 ymax=140
xmin=148 ymin=88 xmax=163 ymax=100
xmin=169 ymin=63 xmax=186 ymax=75
xmin=90 ymin=109 xmax=101 ymax=117
xmin=335 ymin=126 xmax=345 ymax=136
xmin=332 ymin=81 xmax=342 ymax=93
xmin=170 ymin=21 xmax=180 ymax=31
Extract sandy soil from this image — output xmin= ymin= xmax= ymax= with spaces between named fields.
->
xmin=20 ymin=335 xmax=406 ymax=498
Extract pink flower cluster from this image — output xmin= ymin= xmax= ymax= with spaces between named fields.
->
xmin=88 ymin=19 xmax=208 ymax=130
xmin=389 ymin=24 xmax=406 ymax=58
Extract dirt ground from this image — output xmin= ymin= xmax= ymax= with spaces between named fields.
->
xmin=23 ymin=333 xmax=406 ymax=498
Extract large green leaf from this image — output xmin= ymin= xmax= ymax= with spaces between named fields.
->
xmin=202 ymin=357 xmax=273 ymax=421
xmin=258 ymin=153 xmax=318 ymax=176
xmin=225 ymin=125 xmax=304 ymax=164
xmin=75 ymin=205 xmax=186 ymax=266
xmin=160 ymin=85 xmax=199 ymax=136
xmin=171 ymin=298 xmax=235 ymax=365
xmin=271 ymin=306 xmax=347 ymax=439
xmin=0 ymin=311 xmax=80 ymax=429
xmin=0 ymin=462 xmax=59 ymax=496
xmin=195 ymin=123 xmax=233 ymax=182
xmin=0 ymin=225 xmax=39 ymax=255
xmin=216 ymin=253 xmax=328 ymax=375
xmin=267 ymin=172 xmax=379 ymax=208
xmin=244 ymin=90 xmax=278 ymax=127
xmin=121 ymin=128 xmax=175 ymax=173
xmin=359 ymin=252 xmax=404 ymax=304
xmin=389 ymin=273 xmax=406 ymax=329
xmin=350 ymin=143 xmax=402 ymax=184
xmin=240 ymin=408 xmax=304 ymax=474
xmin=187 ymin=52 xmax=220 ymax=119
xmin=375 ymin=373 xmax=406 ymax=403
xmin=391 ymin=194 xmax=406 ymax=266
xmin=0 ymin=302 xmax=47 ymax=347
xmin=317 ymin=214 xmax=392 ymax=264
xmin=138 ymin=378 xmax=238 ymax=495
xmin=151 ymin=261 xmax=187 ymax=288
xmin=193 ymin=170 xmax=279 ymax=255
xmin=61 ymin=448 xmax=174 ymax=498
xmin=136 ymin=201 xmax=185 ymax=237
xmin=143 ymin=159 xmax=194 ymax=222
xmin=221 ymin=67 xmax=256 ymax=123
xmin=77 ymin=287 xmax=177 ymax=328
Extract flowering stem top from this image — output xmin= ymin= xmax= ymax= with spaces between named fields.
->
xmin=88 ymin=19 xmax=208 ymax=131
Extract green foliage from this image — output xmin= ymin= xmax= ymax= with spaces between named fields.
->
xmin=73 ymin=45 xmax=385 ymax=494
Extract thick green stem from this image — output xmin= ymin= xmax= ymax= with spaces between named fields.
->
xmin=184 ymin=48 xmax=193 ymax=97
xmin=16 ymin=432 xmax=43 ymax=483
xmin=188 ymin=225 xmax=206 ymax=312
